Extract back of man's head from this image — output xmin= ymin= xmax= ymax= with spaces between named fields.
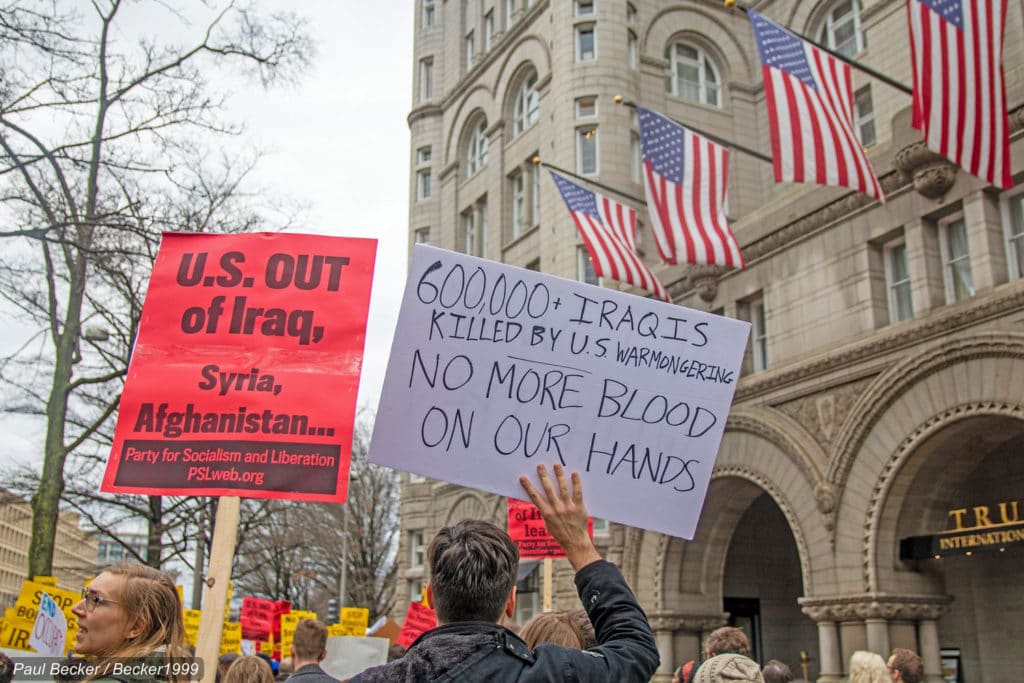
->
xmin=428 ymin=519 xmax=519 ymax=624
xmin=705 ymin=626 xmax=751 ymax=657
xmin=292 ymin=619 xmax=328 ymax=662
xmin=889 ymin=648 xmax=923 ymax=683
xmin=761 ymin=659 xmax=793 ymax=683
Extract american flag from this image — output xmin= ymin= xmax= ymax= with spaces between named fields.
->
xmin=636 ymin=107 xmax=745 ymax=269
xmin=549 ymin=171 xmax=670 ymax=302
xmin=749 ymin=10 xmax=884 ymax=201
xmin=907 ymin=0 xmax=1011 ymax=189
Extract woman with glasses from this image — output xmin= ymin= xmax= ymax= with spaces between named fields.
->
xmin=71 ymin=563 xmax=191 ymax=682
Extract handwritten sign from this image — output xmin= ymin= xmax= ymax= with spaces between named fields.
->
xmin=396 ymin=601 xmax=436 ymax=649
xmin=30 ymin=592 xmax=66 ymax=656
xmin=508 ymin=498 xmax=593 ymax=558
xmin=103 ymin=232 xmax=377 ymax=502
xmin=339 ymin=607 xmax=369 ymax=636
xmin=369 ymin=245 xmax=750 ymax=539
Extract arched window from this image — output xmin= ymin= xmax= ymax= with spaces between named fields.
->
xmin=666 ymin=43 xmax=720 ymax=107
xmin=466 ymin=118 xmax=489 ymax=176
xmin=513 ymin=71 xmax=539 ymax=135
xmin=816 ymin=0 xmax=864 ymax=58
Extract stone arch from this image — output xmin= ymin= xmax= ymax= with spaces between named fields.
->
xmin=643 ymin=6 xmax=755 ymax=84
xmin=492 ymin=34 xmax=551 ymax=103
xmin=828 ymin=333 xmax=1024 ymax=590
xmin=499 ymin=60 xmax=541 ymax=137
xmin=444 ymin=86 xmax=495 ymax=166
xmin=443 ymin=491 xmax=490 ymax=526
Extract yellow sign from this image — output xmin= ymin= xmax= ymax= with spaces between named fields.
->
xmin=220 ymin=622 xmax=242 ymax=655
xmin=12 ymin=580 xmax=81 ymax=652
xmin=339 ymin=607 xmax=369 ymax=636
xmin=0 ymin=617 xmax=33 ymax=651
xmin=33 ymin=576 xmax=58 ymax=587
xmin=183 ymin=609 xmax=202 ymax=646
xmin=327 ymin=624 xmax=347 ymax=638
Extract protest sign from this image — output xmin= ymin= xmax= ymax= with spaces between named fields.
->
xmin=220 ymin=622 xmax=242 ymax=655
xmin=183 ymin=609 xmax=202 ymax=646
xmin=102 ymin=232 xmax=377 ymax=502
xmin=369 ymin=245 xmax=750 ymax=539
xmin=322 ymin=636 xmax=389 ymax=680
xmin=396 ymin=601 xmax=436 ymax=649
xmin=507 ymin=498 xmax=593 ymax=558
xmin=29 ymin=592 xmax=66 ymax=656
xmin=339 ymin=607 xmax=369 ymax=636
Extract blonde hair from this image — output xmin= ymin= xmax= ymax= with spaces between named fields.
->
xmin=223 ymin=655 xmax=275 ymax=683
xmin=519 ymin=611 xmax=585 ymax=650
xmin=849 ymin=650 xmax=889 ymax=683
xmin=86 ymin=563 xmax=190 ymax=682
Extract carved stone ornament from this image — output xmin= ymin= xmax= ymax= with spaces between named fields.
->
xmin=687 ymin=264 xmax=726 ymax=302
xmin=893 ymin=142 xmax=958 ymax=199
xmin=798 ymin=594 xmax=952 ymax=622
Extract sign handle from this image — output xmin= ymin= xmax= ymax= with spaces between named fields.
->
xmin=195 ymin=496 xmax=241 ymax=683
xmin=542 ymin=558 xmax=553 ymax=612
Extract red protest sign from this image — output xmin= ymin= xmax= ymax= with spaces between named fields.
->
xmin=396 ymin=601 xmax=436 ymax=649
xmin=507 ymin=498 xmax=594 ymax=559
xmin=101 ymin=233 xmax=376 ymax=502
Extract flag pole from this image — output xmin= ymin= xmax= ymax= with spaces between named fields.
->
xmin=615 ymin=96 xmax=774 ymax=164
xmin=533 ymin=156 xmax=648 ymax=206
xmin=724 ymin=0 xmax=913 ymax=95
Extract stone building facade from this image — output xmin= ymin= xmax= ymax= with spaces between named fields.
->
xmin=400 ymin=0 xmax=1024 ymax=681
xmin=0 ymin=490 xmax=98 ymax=608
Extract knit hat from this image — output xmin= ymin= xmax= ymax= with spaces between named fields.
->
xmin=694 ymin=653 xmax=766 ymax=683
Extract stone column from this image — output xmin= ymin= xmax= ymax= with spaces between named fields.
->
xmin=962 ymin=189 xmax=1008 ymax=293
xmin=648 ymin=613 xmax=726 ymax=683
xmin=654 ymin=628 xmax=675 ymax=682
xmin=864 ymin=618 xmax=890 ymax=657
xmin=919 ymin=617 xmax=945 ymax=683
xmin=816 ymin=620 xmax=843 ymax=683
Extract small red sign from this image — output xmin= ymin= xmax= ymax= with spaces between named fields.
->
xmin=396 ymin=601 xmax=437 ymax=649
xmin=507 ymin=498 xmax=594 ymax=559
xmin=101 ymin=232 xmax=376 ymax=502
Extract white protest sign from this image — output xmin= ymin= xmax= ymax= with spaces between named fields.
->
xmin=322 ymin=636 xmax=389 ymax=680
xmin=29 ymin=592 xmax=66 ymax=656
xmin=369 ymin=245 xmax=750 ymax=538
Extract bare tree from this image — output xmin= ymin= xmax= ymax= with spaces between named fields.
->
xmin=232 ymin=414 xmax=399 ymax=622
xmin=0 ymin=0 xmax=312 ymax=577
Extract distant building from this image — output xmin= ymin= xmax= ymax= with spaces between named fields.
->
xmin=96 ymin=531 xmax=150 ymax=568
xmin=0 ymin=489 xmax=97 ymax=608
xmin=400 ymin=1 xmax=1024 ymax=682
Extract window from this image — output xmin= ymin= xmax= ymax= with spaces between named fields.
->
xmin=576 ymin=24 xmax=596 ymax=61
xmin=630 ymin=132 xmax=641 ymax=183
xmin=466 ymin=118 xmax=489 ymax=176
xmin=513 ymin=562 xmax=540 ymax=625
xmin=409 ymin=472 xmax=426 ymax=483
xmin=510 ymin=171 xmax=525 ymax=239
xmin=409 ymin=578 xmax=425 ymax=604
xmin=1006 ymin=193 xmax=1024 ymax=279
xmin=940 ymin=216 xmax=974 ymax=302
xmin=414 ymin=227 xmax=430 ymax=244
xmin=667 ymin=43 xmax=720 ymax=106
xmin=514 ymin=71 xmax=539 ymax=135
xmin=419 ymin=58 xmax=434 ymax=100
xmin=577 ymin=246 xmax=599 ymax=285
xmin=462 ymin=198 xmax=488 ymax=256
xmin=854 ymin=86 xmax=876 ymax=147
xmin=592 ymin=517 xmax=609 ymax=536
xmin=884 ymin=240 xmax=913 ymax=323
xmin=410 ymin=531 xmax=425 ymax=568
xmin=417 ymin=146 xmax=432 ymax=165
xmin=506 ymin=0 xmax=516 ymax=27
xmin=575 ymin=96 xmax=597 ymax=118
xmin=626 ymin=3 xmax=636 ymax=25
xmin=577 ymin=126 xmax=598 ymax=175
xmin=465 ymin=30 xmax=475 ymax=67
xmin=422 ymin=0 xmax=435 ymax=28
xmin=741 ymin=294 xmax=767 ymax=371
xmin=628 ymin=31 xmax=638 ymax=69
xmin=416 ymin=169 xmax=431 ymax=200
xmin=485 ymin=11 xmax=495 ymax=51
xmin=817 ymin=0 xmax=864 ymax=58
xmin=530 ymin=160 xmax=540 ymax=225
xmin=576 ymin=0 xmax=594 ymax=16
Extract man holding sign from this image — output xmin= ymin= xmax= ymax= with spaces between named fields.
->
xmin=349 ymin=464 xmax=658 ymax=683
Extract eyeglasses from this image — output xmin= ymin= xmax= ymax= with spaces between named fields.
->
xmin=81 ymin=588 xmax=121 ymax=612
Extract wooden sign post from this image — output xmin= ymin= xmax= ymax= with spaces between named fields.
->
xmin=195 ymin=496 xmax=240 ymax=683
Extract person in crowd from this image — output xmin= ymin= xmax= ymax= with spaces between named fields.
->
xmin=519 ymin=611 xmax=586 ymax=649
xmin=348 ymin=463 xmax=659 ymax=682
xmin=277 ymin=656 xmax=295 ymax=681
xmin=386 ymin=644 xmax=406 ymax=662
xmin=887 ymin=648 xmax=924 ymax=683
xmin=285 ymin=618 xmax=340 ymax=682
xmin=848 ymin=650 xmax=888 ymax=683
xmin=217 ymin=653 xmax=239 ymax=682
xmin=0 ymin=652 xmax=12 ymax=683
xmin=694 ymin=653 xmax=765 ymax=683
xmin=566 ymin=609 xmax=596 ymax=648
xmin=762 ymin=659 xmax=794 ymax=683
xmin=673 ymin=659 xmax=697 ymax=683
xmin=224 ymin=655 xmax=275 ymax=683
xmin=705 ymin=626 xmax=751 ymax=658
xmin=70 ymin=562 xmax=191 ymax=682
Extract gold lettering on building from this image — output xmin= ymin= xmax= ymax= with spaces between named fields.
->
xmin=947 ymin=500 xmax=1021 ymax=531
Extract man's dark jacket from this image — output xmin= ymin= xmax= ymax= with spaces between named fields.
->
xmin=349 ymin=559 xmax=659 ymax=682
xmin=286 ymin=662 xmax=341 ymax=682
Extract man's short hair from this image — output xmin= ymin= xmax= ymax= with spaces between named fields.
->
xmin=428 ymin=519 xmax=519 ymax=623
xmin=705 ymin=626 xmax=750 ymax=657
xmin=292 ymin=619 xmax=328 ymax=661
xmin=762 ymin=659 xmax=794 ymax=683
xmin=890 ymin=648 xmax=923 ymax=683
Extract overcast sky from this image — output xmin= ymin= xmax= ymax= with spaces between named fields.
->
xmin=0 ymin=2 xmax=414 ymax=468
